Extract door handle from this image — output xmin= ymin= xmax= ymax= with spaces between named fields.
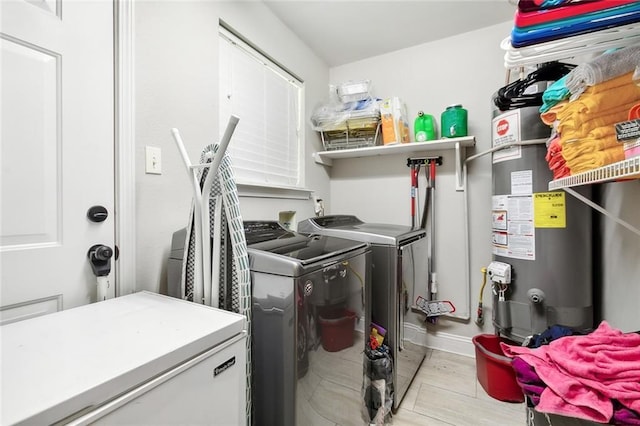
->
xmin=88 ymin=244 xmax=113 ymax=302
xmin=87 ymin=244 xmax=113 ymax=277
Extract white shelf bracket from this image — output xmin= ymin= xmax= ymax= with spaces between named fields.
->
xmin=313 ymin=152 xmax=333 ymax=166
xmin=455 ymin=142 xmax=466 ymax=191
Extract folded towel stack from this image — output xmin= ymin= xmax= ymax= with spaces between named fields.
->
xmin=558 ymin=73 xmax=640 ymax=123
xmin=542 ymin=58 xmax=640 ymax=178
xmin=512 ymin=1 xmax=640 ymax=48
xmin=566 ymin=46 xmax=640 ymax=99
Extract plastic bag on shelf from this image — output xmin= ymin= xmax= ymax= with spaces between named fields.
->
xmin=336 ymin=80 xmax=372 ymax=103
xmin=310 ymin=95 xmax=380 ymax=132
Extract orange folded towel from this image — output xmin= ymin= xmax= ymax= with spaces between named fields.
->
xmin=561 ymin=124 xmax=616 ymax=144
xmin=542 ymin=74 xmax=638 ymax=134
xmin=541 ymin=101 xmax=570 ymax=126
xmin=560 ymin=134 xmax=621 ymax=162
xmin=557 ymin=85 xmax=640 ymax=127
xmin=558 ymin=102 xmax=637 ymax=140
xmin=566 ymin=145 xmax=625 ymax=174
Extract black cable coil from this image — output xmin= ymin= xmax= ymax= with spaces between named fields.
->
xmin=493 ymin=61 xmax=576 ymax=111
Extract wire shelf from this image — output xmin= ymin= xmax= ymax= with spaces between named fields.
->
xmin=502 ymin=22 xmax=640 ymax=69
xmin=320 ymin=118 xmax=381 ymax=151
xmin=548 ymin=157 xmax=640 ymax=190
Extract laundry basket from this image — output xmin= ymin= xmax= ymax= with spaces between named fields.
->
xmin=472 ymin=334 xmax=524 ymax=402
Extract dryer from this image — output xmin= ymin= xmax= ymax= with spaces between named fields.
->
xmin=298 ymin=214 xmax=428 ymax=411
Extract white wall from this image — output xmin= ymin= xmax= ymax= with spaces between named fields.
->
xmin=134 ymin=1 xmax=330 ymax=295
xmin=328 ymin=21 xmax=640 ymax=352
xmin=133 ymin=4 xmax=639 ymax=353
xmin=328 ymin=22 xmax=512 ymax=350
xmin=599 ymin=181 xmax=640 ymax=331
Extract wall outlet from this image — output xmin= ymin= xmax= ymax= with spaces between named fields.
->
xmin=145 ymin=146 xmax=162 ymax=174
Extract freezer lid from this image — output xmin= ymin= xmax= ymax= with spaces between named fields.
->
xmin=1 ymin=291 xmax=245 ymax=425
xmin=298 ymin=215 xmax=426 ymax=245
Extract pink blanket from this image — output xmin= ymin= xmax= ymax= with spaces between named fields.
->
xmin=501 ymin=321 xmax=640 ymax=423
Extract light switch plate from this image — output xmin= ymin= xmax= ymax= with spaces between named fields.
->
xmin=145 ymin=146 xmax=162 ymax=174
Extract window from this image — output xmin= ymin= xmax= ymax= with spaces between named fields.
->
xmin=219 ymin=25 xmax=304 ymax=189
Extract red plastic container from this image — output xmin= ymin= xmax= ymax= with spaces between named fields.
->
xmin=319 ymin=309 xmax=356 ymax=352
xmin=472 ymin=334 xmax=524 ymax=403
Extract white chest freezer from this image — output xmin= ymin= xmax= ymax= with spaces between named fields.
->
xmin=1 ymin=291 xmax=247 ymax=425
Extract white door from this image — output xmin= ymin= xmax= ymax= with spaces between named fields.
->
xmin=0 ymin=0 xmax=115 ymax=323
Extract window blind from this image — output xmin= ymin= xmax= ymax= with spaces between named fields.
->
xmin=219 ymin=27 xmax=303 ymax=188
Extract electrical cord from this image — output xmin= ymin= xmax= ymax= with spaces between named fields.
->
xmin=493 ymin=61 xmax=576 ymax=110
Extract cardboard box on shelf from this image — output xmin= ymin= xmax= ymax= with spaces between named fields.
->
xmin=380 ymin=97 xmax=410 ymax=145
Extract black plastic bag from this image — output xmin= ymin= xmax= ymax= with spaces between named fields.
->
xmin=361 ymin=345 xmax=393 ymax=425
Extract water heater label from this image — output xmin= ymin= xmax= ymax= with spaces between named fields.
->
xmin=492 ymin=194 xmax=535 ymax=260
xmin=492 ymin=110 xmax=522 ymax=163
xmin=533 ymin=192 xmax=566 ymax=228
xmin=511 ymin=170 xmax=532 ymax=195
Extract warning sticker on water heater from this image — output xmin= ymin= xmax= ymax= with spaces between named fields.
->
xmin=534 ymin=192 xmax=566 ymax=228
xmin=492 ymin=110 xmax=522 ymax=164
xmin=491 ymin=194 xmax=535 ymax=260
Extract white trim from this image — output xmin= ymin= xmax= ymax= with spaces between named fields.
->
xmin=237 ymin=183 xmax=313 ymax=200
xmin=115 ymin=0 xmax=136 ymax=297
xmin=404 ymin=322 xmax=475 ymax=358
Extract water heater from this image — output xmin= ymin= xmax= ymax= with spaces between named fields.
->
xmin=490 ymin=104 xmax=593 ymax=343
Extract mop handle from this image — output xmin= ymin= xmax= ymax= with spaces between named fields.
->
xmin=411 ymin=165 xmax=420 ymax=227
xmin=429 ymin=159 xmax=436 ymax=188
xmin=410 ymin=165 xmax=416 ymax=219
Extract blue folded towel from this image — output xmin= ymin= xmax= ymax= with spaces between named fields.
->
xmin=541 ymin=0 xmax=568 ymax=7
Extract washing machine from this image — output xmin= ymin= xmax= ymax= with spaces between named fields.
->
xmin=298 ymin=215 xmax=428 ymax=411
xmin=244 ymin=220 xmax=371 ymax=426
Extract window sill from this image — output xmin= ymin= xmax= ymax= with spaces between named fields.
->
xmin=237 ymin=182 xmax=313 ymax=200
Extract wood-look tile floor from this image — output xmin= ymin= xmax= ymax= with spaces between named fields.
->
xmin=392 ymin=348 xmax=526 ymax=425
xmin=297 ymin=339 xmax=526 ymax=425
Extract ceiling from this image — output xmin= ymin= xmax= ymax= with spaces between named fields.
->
xmin=263 ymin=0 xmax=517 ymax=67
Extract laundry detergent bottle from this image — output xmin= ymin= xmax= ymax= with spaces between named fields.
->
xmin=414 ymin=111 xmax=436 ymax=142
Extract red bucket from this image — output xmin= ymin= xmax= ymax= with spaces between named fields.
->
xmin=319 ymin=309 xmax=355 ymax=352
xmin=472 ymin=334 xmax=524 ymax=403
